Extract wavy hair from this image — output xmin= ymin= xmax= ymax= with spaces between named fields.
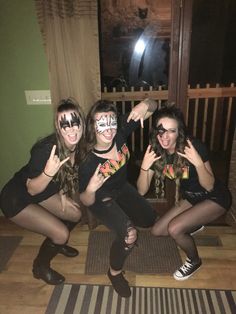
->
xmin=54 ymin=97 xmax=86 ymax=196
xmin=150 ymin=104 xmax=189 ymax=203
xmin=85 ymin=100 xmax=117 ymax=154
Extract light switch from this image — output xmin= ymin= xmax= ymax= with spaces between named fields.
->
xmin=25 ymin=90 xmax=51 ymax=105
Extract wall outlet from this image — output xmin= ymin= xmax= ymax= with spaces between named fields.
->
xmin=25 ymin=90 xmax=51 ymax=105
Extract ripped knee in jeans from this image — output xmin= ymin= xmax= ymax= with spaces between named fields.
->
xmin=100 ymin=199 xmax=138 ymax=250
xmin=101 ymin=197 xmax=113 ymax=205
xmin=124 ymin=222 xmax=138 ymax=250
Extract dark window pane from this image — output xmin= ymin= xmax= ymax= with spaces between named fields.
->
xmin=189 ymin=0 xmax=236 ymax=87
xmin=99 ymin=0 xmax=171 ymax=91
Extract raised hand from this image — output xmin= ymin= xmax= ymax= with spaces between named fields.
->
xmin=86 ymin=163 xmax=110 ymax=193
xmin=127 ymin=101 xmax=148 ymax=128
xmin=177 ymin=139 xmax=204 ymax=168
xmin=44 ymin=145 xmax=70 ymax=177
xmin=141 ymin=145 xmax=161 ymax=170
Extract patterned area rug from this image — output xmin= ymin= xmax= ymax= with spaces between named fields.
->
xmin=85 ymin=230 xmax=182 ymax=274
xmin=0 ymin=236 xmax=23 ymax=272
xmin=46 ymin=283 xmax=236 ymax=314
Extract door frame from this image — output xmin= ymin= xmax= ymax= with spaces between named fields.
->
xmin=168 ymin=0 xmax=193 ymax=119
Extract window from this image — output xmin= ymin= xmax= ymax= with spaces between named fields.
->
xmin=99 ymin=0 xmax=171 ymax=91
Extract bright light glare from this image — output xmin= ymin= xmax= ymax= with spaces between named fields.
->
xmin=134 ymin=39 xmax=145 ymax=54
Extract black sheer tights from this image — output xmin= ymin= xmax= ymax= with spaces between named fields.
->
xmin=10 ymin=204 xmax=70 ymax=245
xmin=156 ymin=200 xmax=226 ymax=263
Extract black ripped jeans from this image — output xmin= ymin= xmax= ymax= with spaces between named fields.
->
xmin=89 ymin=182 xmax=157 ymax=271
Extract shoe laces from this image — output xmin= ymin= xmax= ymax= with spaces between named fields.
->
xmin=179 ymin=260 xmax=193 ymax=274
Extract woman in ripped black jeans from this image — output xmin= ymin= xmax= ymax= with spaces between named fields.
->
xmin=79 ymin=99 xmax=158 ymax=298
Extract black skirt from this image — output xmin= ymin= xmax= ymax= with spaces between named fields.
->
xmin=182 ymin=180 xmax=232 ymax=210
xmin=0 ymin=174 xmax=59 ymax=218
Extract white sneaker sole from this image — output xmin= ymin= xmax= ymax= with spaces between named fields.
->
xmin=173 ymin=265 xmax=201 ymax=281
xmin=190 ymin=225 xmax=205 ymax=236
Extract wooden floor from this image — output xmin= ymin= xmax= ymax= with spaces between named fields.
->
xmin=0 ymin=218 xmax=236 ymax=314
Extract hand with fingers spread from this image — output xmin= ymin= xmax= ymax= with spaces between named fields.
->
xmin=177 ymin=139 xmax=204 ymax=168
xmin=43 ymin=145 xmax=70 ymax=177
xmin=141 ymin=145 xmax=161 ymax=171
xmin=127 ymin=101 xmax=149 ymax=128
xmin=86 ymin=164 xmax=110 ymax=193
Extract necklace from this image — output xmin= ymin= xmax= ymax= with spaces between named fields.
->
xmin=93 ymin=138 xmax=115 ymax=154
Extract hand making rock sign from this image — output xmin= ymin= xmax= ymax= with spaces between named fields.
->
xmin=79 ymin=98 xmax=158 ymax=298
xmin=137 ymin=104 xmax=232 ymax=282
xmin=43 ymin=144 xmax=70 ymax=177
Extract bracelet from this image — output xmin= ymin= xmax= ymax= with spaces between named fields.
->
xmin=43 ymin=170 xmax=54 ymax=178
xmin=141 ymin=167 xmax=149 ymax=171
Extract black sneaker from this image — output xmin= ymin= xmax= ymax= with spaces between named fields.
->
xmin=190 ymin=225 xmax=205 ymax=236
xmin=107 ymin=269 xmax=131 ymax=298
xmin=173 ymin=258 xmax=202 ymax=281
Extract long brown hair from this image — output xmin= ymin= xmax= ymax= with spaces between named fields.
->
xmin=150 ymin=104 xmax=189 ymax=203
xmin=54 ymin=97 xmax=86 ymax=196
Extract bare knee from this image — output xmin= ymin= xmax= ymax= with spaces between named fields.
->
xmin=69 ymin=210 xmax=81 ymax=223
xmin=167 ymin=221 xmax=182 ymax=239
xmin=63 ymin=205 xmax=81 ymax=223
xmin=125 ymin=226 xmax=138 ymax=249
xmin=102 ymin=197 xmax=112 ymax=202
xmin=50 ymin=225 xmax=70 ymax=245
xmin=151 ymin=223 xmax=168 ymax=237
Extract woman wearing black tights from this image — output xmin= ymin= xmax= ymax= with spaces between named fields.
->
xmin=0 ymin=98 xmax=85 ymax=285
xmin=137 ymin=104 xmax=232 ymax=281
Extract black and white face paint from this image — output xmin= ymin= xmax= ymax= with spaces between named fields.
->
xmin=95 ymin=114 xmax=117 ymax=134
xmin=57 ymin=110 xmax=83 ymax=147
xmin=155 ymin=118 xmax=179 ymax=154
xmin=156 ymin=123 xmax=177 ymax=137
xmin=59 ymin=111 xmax=81 ymax=132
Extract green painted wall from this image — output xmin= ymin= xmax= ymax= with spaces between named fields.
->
xmin=0 ymin=1 xmax=53 ymax=190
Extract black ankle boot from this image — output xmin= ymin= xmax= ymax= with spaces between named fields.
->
xmin=32 ymin=238 xmax=65 ymax=285
xmin=33 ymin=262 xmax=65 ymax=285
xmin=58 ymin=244 xmax=79 ymax=257
xmin=107 ymin=269 xmax=131 ymax=298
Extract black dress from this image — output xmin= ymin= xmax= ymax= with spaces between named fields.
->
xmin=0 ymin=135 xmax=60 ymax=218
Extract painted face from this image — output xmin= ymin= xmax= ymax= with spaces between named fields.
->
xmin=155 ymin=117 xmax=178 ymax=153
xmin=57 ymin=110 xmax=83 ymax=148
xmin=94 ymin=112 xmax=117 ymax=145
xmin=95 ymin=113 xmax=117 ymax=133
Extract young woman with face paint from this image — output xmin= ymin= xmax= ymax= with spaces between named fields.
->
xmin=79 ymin=99 xmax=158 ymax=298
xmin=0 ymin=98 xmax=85 ymax=285
xmin=137 ymin=104 xmax=232 ymax=281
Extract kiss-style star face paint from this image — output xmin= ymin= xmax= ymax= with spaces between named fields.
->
xmin=155 ymin=123 xmax=177 ymax=137
xmin=95 ymin=113 xmax=117 ymax=134
xmin=57 ymin=110 xmax=83 ymax=148
xmin=59 ymin=111 xmax=81 ymax=132
xmin=155 ymin=118 xmax=179 ymax=153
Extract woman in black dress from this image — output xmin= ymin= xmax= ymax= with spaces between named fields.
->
xmin=137 ymin=104 xmax=232 ymax=281
xmin=0 ymin=98 xmax=85 ymax=285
